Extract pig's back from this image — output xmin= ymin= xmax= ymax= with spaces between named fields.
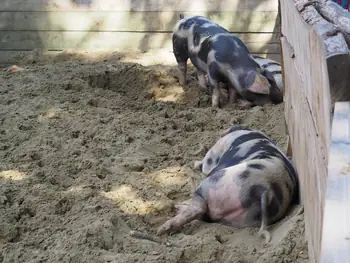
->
xmin=209 ymin=130 xmax=279 ymax=174
xmin=208 ymin=35 xmax=258 ymax=69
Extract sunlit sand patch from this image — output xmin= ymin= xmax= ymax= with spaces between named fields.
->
xmin=149 ymin=84 xmax=185 ymax=103
xmin=37 ymin=107 xmax=66 ymax=121
xmin=101 ymin=185 xmax=167 ymax=214
xmin=67 ymin=185 xmax=85 ymax=193
xmin=120 ymin=49 xmax=177 ymax=66
xmin=0 ymin=170 xmax=26 ymax=181
xmin=150 ymin=166 xmax=188 ymax=187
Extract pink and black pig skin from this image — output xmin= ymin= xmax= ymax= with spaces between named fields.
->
xmin=157 ymin=126 xmax=299 ymax=243
xmin=172 ymin=14 xmax=283 ymax=108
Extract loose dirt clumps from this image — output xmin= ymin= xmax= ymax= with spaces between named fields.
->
xmin=0 ymin=50 xmax=308 ymax=263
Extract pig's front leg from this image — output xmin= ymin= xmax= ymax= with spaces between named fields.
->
xmin=174 ymin=200 xmax=192 ymax=213
xmin=228 ymin=83 xmax=238 ymax=104
xmin=178 ymin=62 xmax=187 ymax=87
xmin=197 ymin=70 xmax=207 ymax=90
xmin=157 ymin=197 xmax=207 ymax=235
xmin=211 ymin=85 xmax=221 ymax=108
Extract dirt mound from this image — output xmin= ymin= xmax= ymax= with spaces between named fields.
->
xmin=0 ymin=50 xmax=308 ymax=263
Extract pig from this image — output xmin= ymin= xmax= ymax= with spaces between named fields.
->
xmin=253 ymin=55 xmax=283 ymax=92
xmin=172 ymin=14 xmax=283 ymax=108
xmin=157 ymin=125 xmax=299 ymax=243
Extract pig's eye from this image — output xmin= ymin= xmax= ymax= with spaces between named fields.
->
xmin=207 ymin=158 xmax=213 ymax=165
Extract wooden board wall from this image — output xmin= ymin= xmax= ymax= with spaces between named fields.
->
xmin=281 ymin=0 xmax=332 ymax=262
xmin=0 ymin=0 xmax=280 ymax=57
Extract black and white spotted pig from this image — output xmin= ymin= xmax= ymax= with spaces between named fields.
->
xmin=172 ymin=14 xmax=283 ymax=108
xmin=157 ymin=125 xmax=299 ymax=243
xmin=253 ymin=55 xmax=283 ymax=92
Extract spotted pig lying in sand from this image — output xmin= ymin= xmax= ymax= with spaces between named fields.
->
xmin=157 ymin=125 xmax=300 ymax=243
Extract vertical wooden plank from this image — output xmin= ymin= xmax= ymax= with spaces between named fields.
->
xmin=281 ymin=28 xmax=331 ymax=263
xmin=320 ymin=102 xmax=350 ymax=263
xmin=279 ymin=0 xmax=286 ymax=101
xmin=279 ymin=1 xmax=293 ymax=159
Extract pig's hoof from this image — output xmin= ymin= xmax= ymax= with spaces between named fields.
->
xmin=212 ymin=102 xmax=221 ymax=109
xmin=296 ymin=206 xmax=304 ymax=216
xmin=157 ymin=221 xmax=173 ymax=236
xmin=236 ymin=99 xmax=253 ymax=109
xmin=179 ymin=79 xmax=187 ymax=87
xmin=198 ymin=82 xmax=207 ymax=90
xmin=258 ymin=229 xmax=271 ymax=244
xmin=193 ymin=160 xmax=202 ymax=170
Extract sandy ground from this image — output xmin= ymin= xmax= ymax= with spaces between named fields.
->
xmin=0 ymin=49 xmax=308 ymax=263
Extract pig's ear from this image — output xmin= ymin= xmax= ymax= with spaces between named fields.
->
xmin=220 ymin=128 xmax=232 ymax=137
xmin=220 ymin=125 xmax=242 ymax=137
xmin=245 ymin=71 xmax=270 ymax=95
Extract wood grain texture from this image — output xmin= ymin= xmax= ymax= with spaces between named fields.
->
xmin=0 ymin=31 xmax=280 ymax=53
xmin=309 ymin=30 xmax=332 ymax=158
xmin=281 ymin=0 xmax=332 ymax=149
xmin=320 ymin=102 xmax=350 ymax=263
xmin=281 ymin=3 xmax=333 ymax=260
xmin=282 ymin=34 xmax=329 ymax=263
xmin=0 ymin=11 xmax=279 ymax=33
xmin=0 ymin=0 xmax=279 ymax=12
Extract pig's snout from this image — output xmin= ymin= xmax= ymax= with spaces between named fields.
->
xmin=262 ymin=69 xmax=283 ymax=104
xmin=269 ymin=85 xmax=284 ymax=104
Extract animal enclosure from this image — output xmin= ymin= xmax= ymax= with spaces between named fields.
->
xmin=0 ymin=0 xmax=327 ymax=262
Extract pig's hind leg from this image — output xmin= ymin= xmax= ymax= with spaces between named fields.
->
xmin=157 ymin=197 xmax=207 ymax=235
xmin=197 ymin=69 xmax=210 ymax=90
xmin=258 ymin=192 xmax=272 ymax=243
xmin=208 ymin=63 xmax=221 ymax=108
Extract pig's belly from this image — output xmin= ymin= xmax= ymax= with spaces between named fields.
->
xmin=206 ymin=185 xmax=247 ymax=227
